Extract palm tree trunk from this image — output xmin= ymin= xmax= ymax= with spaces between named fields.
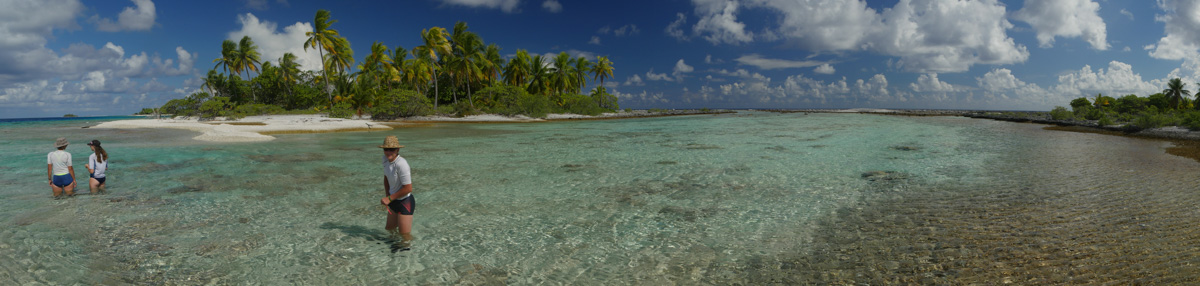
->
xmin=319 ymin=46 xmax=331 ymax=110
xmin=433 ymin=66 xmax=439 ymax=111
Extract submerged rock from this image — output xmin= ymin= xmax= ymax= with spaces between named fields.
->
xmin=861 ymin=171 xmax=908 ymax=181
xmin=890 ymin=146 xmax=920 ymax=151
xmin=166 ymin=185 xmax=205 ymax=194
xmin=685 ymin=143 xmax=723 ymax=150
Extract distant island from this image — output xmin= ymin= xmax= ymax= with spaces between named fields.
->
xmin=149 ymin=9 xmax=618 ymax=121
xmin=63 ymin=114 xmax=77 ymax=118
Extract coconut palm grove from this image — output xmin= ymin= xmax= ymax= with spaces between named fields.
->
xmin=154 ymin=9 xmax=618 ymax=120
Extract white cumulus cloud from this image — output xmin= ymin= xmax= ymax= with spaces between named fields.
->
xmin=673 ymin=59 xmax=694 ymax=81
xmin=813 ymin=63 xmax=835 ymax=74
xmin=645 ymin=69 xmax=672 ymax=81
xmin=542 ymin=0 xmax=561 ymax=13
xmin=624 ymin=74 xmax=645 ymax=86
xmin=1013 ymin=0 xmax=1108 ymax=50
xmin=226 ymin=13 xmax=324 ymax=72
xmin=683 ymin=0 xmax=1029 ymax=73
xmin=735 ymin=54 xmax=825 ymax=70
xmin=93 ymin=0 xmax=157 ymax=32
xmin=1052 ymin=61 xmax=1158 ymax=98
xmin=911 ymin=73 xmax=957 ymax=92
xmin=1148 ymin=0 xmax=1200 ymax=60
xmin=691 ymin=0 xmax=754 ymax=44
xmin=439 ymin=0 xmax=522 ymax=13
xmin=666 ymin=13 xmax=689 ymax=41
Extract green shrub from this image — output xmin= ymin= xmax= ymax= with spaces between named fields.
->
xmin=160 ymin=92 xmax=212 ymax=117
xmin=451 ymin=100 xmax=480 ymax=117
xmin=199 ymin=97 xmax=232 ymax=118
xmin=1182 ymin=111 xmax=1200 ymax=131
xmin=370 ymin=89 xmax=432 ymax=120
xmin=1076 ymin=106 xmax=1104 ymax=120
xmin=558 ymin=93 xmax=608 ymax=116
xmin=435 ymin=105 xmax=455 ymax=116
xmin=228 ymin=104 xmax=285 ymax=119
xmin=1049 ymin=106 xmax=1073 ymax=120
xmin=1132 ymin=112 xmax=1177 ymax=130
xmin=329 ymin=102 xmax=354 ymax=119
xmin=1069 ymin=97 xmax=1091 ymax=112
xmin=589 ymin=87 xmax=619 ymax=110
xmin=472 ymin=85 xmax=551 ymax=118
xmin=1114 ymin=94 xmax=1147 ymax=114
xmin=1116 ymin=112 xmax=1136 ymax=123
xmin=1098 ymin=115 xmax=1113 ymax=127
xmin=1147 ymin=93 xmax=1170 ymax=110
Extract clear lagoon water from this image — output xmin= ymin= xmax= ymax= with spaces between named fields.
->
xmin=2 ymin=111 xmax=1199 ymax=284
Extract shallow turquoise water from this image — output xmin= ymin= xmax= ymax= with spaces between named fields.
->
xmin=3 ymin=112 xmax=1199 ymax=284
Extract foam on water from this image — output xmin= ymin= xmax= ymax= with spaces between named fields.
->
xmin=2 ymin=111 xmax=1198 ymax=284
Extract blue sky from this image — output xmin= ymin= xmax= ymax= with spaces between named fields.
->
xmin=4 ymin=0 xmax=1200 ymax=118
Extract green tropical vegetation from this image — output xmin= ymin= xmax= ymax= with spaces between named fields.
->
xmin=156 ymin=9 xmax=619 ymax=120
xmin=1046 ymin=77 xmax=1200 ymax=131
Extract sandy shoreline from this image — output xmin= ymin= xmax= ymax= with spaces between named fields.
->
xmin=93 ymin=115 xmax=393 ymax=142
xmin=93 ymin=110 xmax=726 ymax=142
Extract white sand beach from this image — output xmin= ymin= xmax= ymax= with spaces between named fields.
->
xmin=93 ymin=109 xmax=728 ymax=142
xmin=93 ymin=115 xmax=393 ymax=142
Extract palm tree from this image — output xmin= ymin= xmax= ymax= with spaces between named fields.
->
xmin=235 ymin=36 xmax=262 ymax=79
xmin=213 ymin=40 xmax=238 ymax=75
xmin=405 ymin=59 xmax=431 ymax=96
xmin=550 ymin=52 xmax=575 ymax=101
xmin=1195 ymin=82 xmax=1200 ymax=110
xmin=1164 ymin=78 xmax=1191 ymax=110
xmin=527 ymin=54 xmax=549 ymax=96
xmin=304 ymin=9 xmax=341 ymax=109
xmin=391 ymin=45 xmax=408 ymax=89
xmin=413 ymin=26 xmax=450 ymax=110
xmin=572 ymin=57 xmax=591 ymax=94
xmin=234 ymin=36 xmax=262 ymax=102
xmin=278 ymin=53 xmax=300 ymax=84
xmin=591 ymin=56 xmax=614 ymax=87
xmin=450 ymin=23 xmax=485 ymax=107
xmin=484 ymin=44 xmax=502 ymax=85
xmin=357 ymin=41 xmax=393 ymax=90
xmin=278 ymin=53 xmax=300 ymax=106
xmin=324 ymin=37 xmax=354 ymax=77
xmin=363 ymin=42 xmax=393 ymax=73
xmin=504 ymin=49 xmax=531 ymax=87
xmin=202 ymin=69 xmax=222 ymax=96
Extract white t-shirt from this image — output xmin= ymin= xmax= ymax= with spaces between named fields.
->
xmin=383 ymin=155 xmax=412 ymax=197
xmin=89 ymin=153 xmax=107 ymax=178
xmin=47 ymin=150 xmax=72 ymax=176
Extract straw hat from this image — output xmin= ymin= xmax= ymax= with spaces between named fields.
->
xmin=379 ymin=136 xmax=404 ymax=149
xmin=54 ymin=137 xmax=68 ymax=148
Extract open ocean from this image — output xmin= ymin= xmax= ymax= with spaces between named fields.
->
xmin=2 ymin=111 xmax=1199 ymax=284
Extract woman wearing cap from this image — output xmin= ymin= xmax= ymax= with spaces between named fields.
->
xmin=85 ymin=140 xmax=108 ymax=194
xmin=47 ymin=137 xmax=76 ymax=198
xmin=378 ymin=135 xmax=415 ymax=248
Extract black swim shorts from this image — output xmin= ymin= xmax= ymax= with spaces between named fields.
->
xmin=388 ymin=195 xmax=416 ymax=215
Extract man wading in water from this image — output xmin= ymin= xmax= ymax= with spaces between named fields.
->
xmin=379 ymin=136 xmax=415 ymax=252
